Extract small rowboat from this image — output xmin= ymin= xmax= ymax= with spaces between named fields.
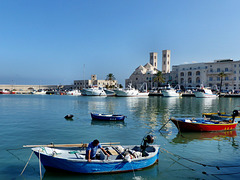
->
xmin=30 ymin=144 xmax=159 ymax=174
xmin=170 ymin=117 xmax=238 ymax=132
xmin=91 ymin=113 xmax=126 ymax=121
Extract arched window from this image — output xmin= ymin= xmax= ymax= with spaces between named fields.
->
xmin=188 ymin=72 xmax=192 ymax=76
xmin=196 ymin=77 xmax=200 ymax=83
xmin=180 ymin=72 xmax=184 ymax=76
xmin=196 ymin=71 xmax=200 ymax=75
xmin=188 ymin=78 xmax=192 ymax=83
xmin=180 ymin=78 xmax=184 ymax=84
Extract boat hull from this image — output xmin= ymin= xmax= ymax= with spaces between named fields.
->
xmin=33 ymin=145 xmax=160 ymax=174
xmin=91 ymin=113 xmax=125 ymax=121
xmin=162 ymin=90 xmax=181 ymax=97
xmin=114 ymin=89 xmax=139 ymax=97
xmin=194 ymin=92 xmax=217 ymax=98
xmin=170 ymin=118 xmax=238 ymax=132
xmin=82 ymin=89 xmax=106 ymax=96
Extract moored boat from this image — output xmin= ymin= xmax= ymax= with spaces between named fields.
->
xmin=170 ymin=117 xmax=238 ymax=132
xmin=114 ymin=83 xmax=139 ymax=97
xmin=0 ymin=89 xmax=11 ymax=94
xmin=91 ymin=113 xmax=126 ymax=121
xmin=82 ymin=87 xmax=106 ymax=96
xmin=161 ymin=84 xmax=182 ymax=97
xmin=67 ymin=89 xmax=82 ymax=96
xmin=27 ymin=136 xmax=159 ymax=174
xmin=193 ymin=85 xmax=218 ymax=98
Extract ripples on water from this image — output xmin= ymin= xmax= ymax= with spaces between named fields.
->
xmin=0 ymin=95 xmax=240 ymax=179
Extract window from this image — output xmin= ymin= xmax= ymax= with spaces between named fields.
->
xmin=180 ymin=72 xmax=184 ymax=76
xmin=234 ymin=65 xmax=236 ymax=67
xmin=210 ymin=69 xmax=213 ymax=72
xmin=225 ymin=68 xmax=228 ymax=72
xmin=163 ymin=54 xmax=166 ymax=58
xmin=196 ymin=71 xmax=200 ymax=75
xmin=209 ymin=77 xmax=213 ymax=81
xmin=190 ymin=67 xmax=192 ymax=70
xmin=217 ymin=68 xmax=220 ymax=72
xmin=198 ymin=67 xmax=200 ymax=69
xmin=217 ymin=77 xmax=220 ymax=81
xmin=234 ymin=77 xmax=236 ymax=80
xmin=234 ymin=71 xmax=236 ymax=74
xmin=188 ymin=78 xmax=192 ymax=83
xmin=196 ymin=77 xmax=200 ymax=83
xmin=180 ymin=78 xmax=184 ymax=84
xmin=136 ymin=78 xmax=138 ymax=80
xmin=225 ymin=77 xmax=228 ymax=80
xmin=205 ymin=66 xmax=208 ymax=69
xmin=188 ymin=72 xmax=192 ymax=76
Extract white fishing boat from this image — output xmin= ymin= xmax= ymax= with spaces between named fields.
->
xmin=194 ymin=85 xmax=218 ymax=98
xmin=82 ymin=87 xmax=106 ymax=96
xmin=67 ymin=89 xmax=82 ymax=96
xmin=114 ymin=83 xmax=139 ymax=97
xmin=138 ymin=83 xmax=149 ymax=96
xmin=162 ymin=84 xmax=182 ymax=97
xmin=34 ymin=89 xmax=47 ymax=95
xmin=104 ymin=89 xmax=116 ymax=96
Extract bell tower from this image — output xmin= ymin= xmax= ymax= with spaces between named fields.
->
xmin=162 ymin=50 xmax=171 ymax=73
xmin=150 ymin=52 xmax=158 ymax=69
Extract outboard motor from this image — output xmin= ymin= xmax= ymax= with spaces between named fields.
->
xmin=232 ymin=110 xmax=239 ymax=122
xmin=140 ymin=135 xmax=154 ymax=157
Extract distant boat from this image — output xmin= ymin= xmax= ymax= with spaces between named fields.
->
xmin=114 ymin=83 xmax=139 ymax=97
xmin=34 ymin=89 xmax=47 ymax=95
xmin=67 ymin=90 xmax=82 ymax=96
xmin=162 ymin=84 xmax=182 ymax=97
xmin=82 ymin=87 xmax=106 ymax=96
xmin=170 ymin=117 xmax=238 ymax=132
xmin=91 ymin=113 xmax=126 ymax=121
xmin=193 ymin=85 xmax=218 ymax=98
xmin=138 ymin=83 xmax=149 ymax=96
xmin=104 ymin=89 xmax=116 ymax=96
xmin=0 ymin=89 xmax=11 ymax=94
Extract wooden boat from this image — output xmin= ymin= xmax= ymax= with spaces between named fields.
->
xmin=170 ymin=117 xmax=238 ymax=132
xmin=91 ymin=113 xmax=126 ymax=121
xmin=27 ymin=139 xmax=159 ymax=174
xmin=202 ymin=110 xmax=240 ymax=122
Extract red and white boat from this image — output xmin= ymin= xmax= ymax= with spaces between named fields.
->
xmin=0 ymin=89 xmax=11 ymax=94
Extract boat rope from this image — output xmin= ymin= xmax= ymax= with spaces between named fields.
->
xmin=160 ymin=147 xmax=240 ymax=169
xmin=20 ymin=151 xmax=34 ymax=176
xmin=159 ymin=119 xmax=171 ymax=131
xmin=38 ymin=150 xmax=42 ymax=180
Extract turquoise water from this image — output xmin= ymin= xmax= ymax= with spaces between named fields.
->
xmin=1 ymin=95 xmax=240 ymax=180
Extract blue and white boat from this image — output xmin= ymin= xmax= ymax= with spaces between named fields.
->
xmin=31 ymin=143 xmax=160 ymax=174
xmin=91 ymin=113 xmax=126 ymax=121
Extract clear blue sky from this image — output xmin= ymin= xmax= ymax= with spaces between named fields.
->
xmin=1 ymin=0 xmax=240 ymax=85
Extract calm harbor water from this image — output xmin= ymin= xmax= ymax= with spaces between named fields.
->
xmin=0 ymin=95 xmax=240 ymax=180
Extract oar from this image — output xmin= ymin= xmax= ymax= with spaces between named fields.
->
xmin=23 ymin=142 xmax=120 ymax=148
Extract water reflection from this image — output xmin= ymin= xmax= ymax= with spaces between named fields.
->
xmin=91 ymin=120 xmax=126 ymax=128
xmin=172 ymin=130 xmax=237 ymax=144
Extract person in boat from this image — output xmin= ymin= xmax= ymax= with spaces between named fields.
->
xmin=86 ymin=139 xmax=110 ymax=162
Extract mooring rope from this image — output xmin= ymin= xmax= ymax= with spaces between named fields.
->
xmin=20 ymin=151 xmax=34 ymax=176
xmin=38 ymin=150 xmax=42 ymax=180
xmin=160 ymin=147 xmax=240 ymax=169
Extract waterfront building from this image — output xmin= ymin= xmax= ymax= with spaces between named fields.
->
xmin=74 ymin=74 xmax=118 ymax=89
xmin=170 ymin=59 xmax=240 ymax=91
xmin=125 ymin=52 xmax=159 ymax=90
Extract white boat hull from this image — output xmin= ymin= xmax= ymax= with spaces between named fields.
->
xmin=162 ymin=90 xmax=181 ymax=97
xmin=194 ymin=92 xmax=218 ymax=98
xmin=114 ymin=89 xmax=139 ymax=97
xmin=82 ymin=88 xmax=106 ymax=96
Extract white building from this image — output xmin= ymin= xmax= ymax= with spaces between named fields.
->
xmin=74 ymin=75 xmax=118 ymax=89
xmin=125 ymin=52 xmax=159 ymax=89
xmin=170 ymin=59 xmax=240 ymax=91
